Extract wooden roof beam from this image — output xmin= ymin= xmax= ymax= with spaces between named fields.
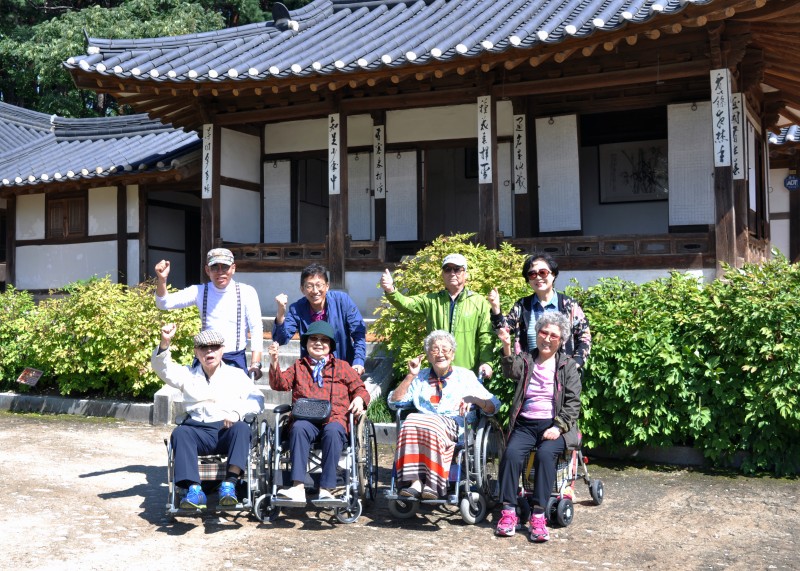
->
xmin=554 ymin=48 xmax=578 ymax=64
xmin=529 ymin=53 xmax=552 ymax=67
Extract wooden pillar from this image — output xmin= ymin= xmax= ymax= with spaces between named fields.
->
xmin=372 ymin=111 xmax=387 ymax=244
xmin=791 ymin=157 xmax=800 ymax=263
xmin=512 ymin=98 xmax=531 ymax=237
xmin=200 ymin=123 xmax=221 ymax=281
xmin=477 ymin=95 xmax=498 ymax=248
xmin=138 ymin=186 xmax=147 ymax=282
xmin=116 ymin=185 xmax=127 ymax=284
xmin=715 ymin=165 xmax=736 ymax=274
xmin=327 ymin=110 xmax=347 ymax=289
xmin=5 ymin=195 xmax=14 ymax=287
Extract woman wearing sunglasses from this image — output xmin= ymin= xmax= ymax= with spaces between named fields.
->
xmin=488 ymin=252 xmax=591 ymax=369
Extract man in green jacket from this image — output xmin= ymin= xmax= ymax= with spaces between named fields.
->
xmin=380 ymin=253 xmax=495 ymax=378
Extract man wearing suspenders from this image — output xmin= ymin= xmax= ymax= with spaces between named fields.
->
xmin=154 ymin=248 xmax=264 ymax=378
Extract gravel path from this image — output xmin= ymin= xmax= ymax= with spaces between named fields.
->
xmin=1 ymin=412 xmax=797 ymax=570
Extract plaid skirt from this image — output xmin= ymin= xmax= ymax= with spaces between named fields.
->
xmin=395 ymin=413 xmax=459 ymax=497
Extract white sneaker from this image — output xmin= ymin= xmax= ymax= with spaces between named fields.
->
xmin=317 ymin=489 xmax=335 ymax=501
xmin=277 ymin=486 xmax=306 ymax=503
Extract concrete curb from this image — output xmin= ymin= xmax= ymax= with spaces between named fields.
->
xmin=0 ymin=392 xmax=153 ymax=423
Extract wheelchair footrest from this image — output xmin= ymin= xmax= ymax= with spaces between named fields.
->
xmin=311 ymin=498 xmax=347 ymax=508
xmin=271 ymin=497 xmax=308 ymax=508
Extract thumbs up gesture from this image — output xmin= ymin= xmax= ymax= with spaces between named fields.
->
xmin=380 ymin=268 xmax=395 ymax=293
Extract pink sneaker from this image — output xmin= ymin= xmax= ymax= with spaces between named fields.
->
xmin=495 ymin=508 xmax=518 ymax=537
xmin=529 ymin=513 xmax=549 ymax=542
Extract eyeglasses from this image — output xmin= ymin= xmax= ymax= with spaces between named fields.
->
xmin=537 ymin=330 xmax=561 ymax=342
xmin=442 ymin=266 xmax=465 ymax=274
xmin=208 ymin=264 xmax=231 ymax=273
xmin=527 ymin=268 xmax=552 ymax=279
xmin=196 ymin=344 xmax=222 ymax=352
xmin=307 ymin=335 xmax=331 ymax=344
xmin=303 ymin=282 xmax=328 ymax=292
xmin=429 ymin=346 xmax=453 ymax=355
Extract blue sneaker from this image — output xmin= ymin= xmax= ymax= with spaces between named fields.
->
xmin=218 ymin=481 xmax=238 ymax=506
xmin=180 ymin=484 xmax=207 ymax=509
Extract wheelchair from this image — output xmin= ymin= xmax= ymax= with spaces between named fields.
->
xmin=164 ymin=411 xmax=269 ymax=520
xmin=516 ymin=435 xmax=605 ymax=527
xmin=257 ymin=403 xmax=379 ymax=524
xmin=385 ymin=407 xmax=506 ymax=524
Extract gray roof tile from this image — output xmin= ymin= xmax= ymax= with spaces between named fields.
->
xmin=0 ymin=102 xmax=199 ymax=189
xmin=64 ymin=0 xmax=711 ymax=83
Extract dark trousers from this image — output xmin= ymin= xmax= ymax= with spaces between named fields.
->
xmin=171 ymin=418 xmax=251 ymax=487
xmin=289 ymin=420 xmax=347 ymax=489
xmin=498 ymin=417 xmax=565 ymax=510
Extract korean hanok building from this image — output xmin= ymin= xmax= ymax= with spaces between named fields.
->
xmin=62 ymin=0 xmax=800 ymax=314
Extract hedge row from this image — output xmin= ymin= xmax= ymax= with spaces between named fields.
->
xmin=0 ymin=277 xmax=199 ymax=399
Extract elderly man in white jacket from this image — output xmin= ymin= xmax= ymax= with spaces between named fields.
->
xmin=152 ymin=324 xmax=264 ymax=509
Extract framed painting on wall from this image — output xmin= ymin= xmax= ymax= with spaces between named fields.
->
xmin=599 ymin=139 xmax=669 ymax=203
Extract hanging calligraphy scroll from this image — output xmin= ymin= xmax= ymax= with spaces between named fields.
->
xmin=477 ymin=96 xmax=493 ymax=184
xmin=710 ymin=69 xmax=732 ymax=167
xmin=202 ymin=123 xmax=213 ymax=199
xmin=328 ymin=113 xmax=341 ymax=195
xmin=373 ymin=125 xmax=385 ymax=199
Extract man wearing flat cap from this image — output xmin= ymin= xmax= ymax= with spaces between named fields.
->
xmin=379 ymin=253 xmax=495 ymax=378
xmin=154 ymin=248 xmax=263 ymax=377
xmin=152 ymin=324 xmax=264 ymax=509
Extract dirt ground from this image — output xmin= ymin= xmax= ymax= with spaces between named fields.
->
xmin=1 ymin=412 xmax=798 ymax=571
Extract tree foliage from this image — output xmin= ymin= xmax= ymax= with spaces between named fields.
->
xmin=0 ymin=0 xmax=307 ymax=116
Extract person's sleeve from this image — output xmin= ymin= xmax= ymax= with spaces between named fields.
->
xmin=150 ymin=346 xmax=186 ymax=390
xmin=272 ymin=302 xmax=299 ymax=345
xmin=385 ymin=289 xmax=428 ymax=315
xmin=387 ymin=376 xmax=418 ymax=410
xmin=475 ymin=298 xmax=496 ymax=365
xmin=464 ymin=370 xmax=501 ymax=416
xmin=155 ymin=285 xmax=199 ymax=311
xmin=344 ymin=364 xmax=371 ymax=407
xmin=232 ymin=371 xmax=265 ymax=416
xmin=269 ymin=361 xmax=295 ymax=391
xmin=344 ymin=295 xmax=367 ymax=368
xmin=491 ymin=299 xmax=522 ymax=332
xmin=554 ymin=361 xmax=582 ymax=433
xmin=501 ymin=353 xmax=525 ymax=382
xmin=244 ymin=285 xmax=264 ymax=354
xmin=571 ymin=302 xmax=592 ymax=367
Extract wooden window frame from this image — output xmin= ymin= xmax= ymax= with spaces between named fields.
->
xmin=46 ymin=191 xmax=88 ymax=240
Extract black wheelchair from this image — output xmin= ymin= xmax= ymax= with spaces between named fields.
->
xmin=164 ymin=412 xmax=269 ymax=520
xmin=385 ymin=407 xmax=506 ymax=524
xmin=257 ymin=403 xmax=379 ymax=524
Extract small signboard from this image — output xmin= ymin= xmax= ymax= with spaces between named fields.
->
xmin=785 ymin=174 xmax=800 ymax=192
xmin=17 ymin=368 xmax=43 ymax=387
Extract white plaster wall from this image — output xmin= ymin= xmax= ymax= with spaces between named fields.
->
xmin=562 ymin=268 xmax=716 ymax=290
xmin=265 ymin=118 xmax=326 ymax=153
xmin=221 ymin=128 xmax=261 ymax=183
xmin=16 ymin=194 xmax=45 ymax=240
xmin=769 ymin=167 xmax=791 ymax=257
xmin=221 ymin=185 xmax=260 ymax=243
xmin=16 ymin=241 xmax=117 ymax=289
xmin=497 ymin=100 xmax=513 ymax=137
xmin=126 ymin=185 xmax=139 ymax=233
xmin=348 ymin=114 xmax=373 ymax=147
xmin=88 ymin=187 xmax=116 ymax=236
xmin=388 ymin=104 xmax=477 ymax=143
xmin=126 ymin=239 xmax=139 ymax=286
xmin=237 ymin=271 xmax=302 ymax=316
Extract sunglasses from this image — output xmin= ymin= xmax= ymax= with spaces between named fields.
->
xmin=527 ymin=268 xmax=552 ymax=279
xmin=442 ymin=266 xmax=465 ymax=274
xmin=208 ymin=264 xmax=232 ymax=273
xmin=537 ymin=331 xmax=560 ymax=342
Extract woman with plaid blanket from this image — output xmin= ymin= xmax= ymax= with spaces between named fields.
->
xmin=388 ymin=330 xmax=500 ymax=499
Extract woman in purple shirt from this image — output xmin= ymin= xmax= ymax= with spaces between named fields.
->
xmin=494 ymin=312 xmax=582 ymax=543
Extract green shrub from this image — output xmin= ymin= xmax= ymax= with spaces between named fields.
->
xmin=0 ymin=277 xmax=200 ymax=399
xmin=574 ymin=254 xmax=800 ymax=475
xmin=371 ymin=233 xmax=530 ymax=421
xmin=0 ymin=286 xmax=36 ymax=384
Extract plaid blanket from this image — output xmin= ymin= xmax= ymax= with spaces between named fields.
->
xmin=395 ymin=414 xmax=458 ymax=497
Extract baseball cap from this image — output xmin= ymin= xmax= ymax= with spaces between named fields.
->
xmin=207 ymin=248 xmax=234 ymax=266
xmin=442 ymin=253 xmax=467 ymax=270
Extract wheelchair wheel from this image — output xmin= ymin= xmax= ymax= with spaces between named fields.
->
xmin=545 ymin=496 xmax=558 ymax=523
xmin=387 ymin=498 xmax=419 ymax=519
xmin=335 ymin=497 xmax=363 ymax=524
xmin=356 ymin=419 xmax=379 ymax=506
xmin=459 ymin=492 xmax=488 ymax=525
xmin=476 ymin=418 xmax=505 ymax=507
xmin=589 ymin=479 xmax=605 ymax=506
xmin=556 ymin=497 xmax=574 ymax=527
xmin=253 ymin=494 xmax=280 ymax=523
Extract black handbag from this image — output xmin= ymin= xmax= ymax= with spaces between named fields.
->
xmin=291 ymin=398 xmax=332 ymax=423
